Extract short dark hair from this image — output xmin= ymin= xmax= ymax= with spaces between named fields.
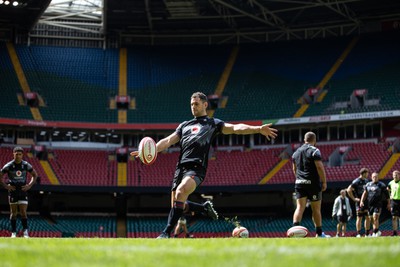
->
xmin=191 ymin=92 xmax=208 ymax=102
xmin=13 ymin=146 xmax=24 ymax=153
xmin=359 ymin=167 xmax=369 ymax=175
xmin=304 ymin=132 xmax=316 ymax=143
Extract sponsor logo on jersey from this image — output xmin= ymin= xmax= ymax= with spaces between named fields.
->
xmin=191 ymin=125 xmax=201 ymax=134
xmin=16 ymin=170 xmax=22 ymax=177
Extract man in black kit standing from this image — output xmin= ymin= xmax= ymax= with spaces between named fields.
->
xmin=360 ymin=172 xmax=390 ymax=237
xmin=1 ymin=147 xmax=38 ymax=238
xmin=131 ymin=92 xmax=278 ymax=238
xmin=292 ymin=131 xmax=329 ymax=237
xmin=347 ymin=167 xmax=371 ymax=237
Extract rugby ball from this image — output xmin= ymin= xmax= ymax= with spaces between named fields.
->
xmin=138 ymin=137 xmax=157 ymax=165
xmin=286 ymin=226 xmax=308 ymax=238
xmin=232 ymin=226 xmax=249 ymax=238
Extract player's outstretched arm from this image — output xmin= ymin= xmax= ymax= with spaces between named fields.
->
xmin=130 ymin=132 xmax=180 ymax=157
xmin=222 ymin=123 xmax=278 ymax=140
xmin=156 ymin=132 xmax=180 ymax=153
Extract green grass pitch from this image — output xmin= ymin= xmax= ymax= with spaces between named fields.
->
xmin=2 ymin=237 xmax=399 ymax=267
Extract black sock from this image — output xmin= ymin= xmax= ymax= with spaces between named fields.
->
xmin=316 ymin=226 xmax=322 ymax=236
xmin=366 ymin=229 xmax=370 ymax=235
xmin=10 ymin=219 xmax=17 ymax=232
xmin=186 ymin=200 xmax=205 ymax=213
xmin=21 ymin=218 xmax=28 ymax=230
xmin=373 ymin=228 xmax=378 ymax=234
xmin=163 ymin=208 xmax=175 ymax=234
xmin=293 ymin=222 xmax=300 ymax=226
xmin=162 ymin=201 xmax=184 ymax=235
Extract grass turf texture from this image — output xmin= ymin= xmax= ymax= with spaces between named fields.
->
xmin=2 ymin=237 xmax=399 ymax=267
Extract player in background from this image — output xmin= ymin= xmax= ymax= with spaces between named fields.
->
xmin=0 ymin=147 xmax=38 ymax=238
xmin=347 ymin=168 xmax=371 ymax=237
xmin=131 ymin=92 xmax=278 ymax=238
xmin=292 ymin=131 xmax=329 ymax=238
xmin=332 ymin=189 xmax=352 ymax=237
xmin=360 ymin=172 xmax=390 ymax=237
xmin=387 ymin=170 xmax=400 ymax=236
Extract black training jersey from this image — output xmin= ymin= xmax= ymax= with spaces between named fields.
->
xmin=350 ymin=177 xmax=369 ymax=198
xmin=365 ymin=181 xmax=389 ymax=206
xmin=1 ymin=160 xmax=33 ymax=186
xmin=175 ymin=116 xmax=224 ymax=169
xmin=292 ymin=143 xmax=322 ymax=188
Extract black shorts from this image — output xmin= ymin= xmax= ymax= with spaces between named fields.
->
xmin=355 ymin=203 xmax=368 ymax=216
xmin=337 ymin=215 xmax=348 ymax=224
xmin=367 ymin=205 xmax=381 ymax=216
xmin=8 ymin=188 xmax=28 ymax=204
xmin=294 ymin=187 xmax=322 ymax=201
xmin=390 ymin=199 xmax=400 ymax=217
xmin=171 ymin=163 xmax=206 ymax=191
